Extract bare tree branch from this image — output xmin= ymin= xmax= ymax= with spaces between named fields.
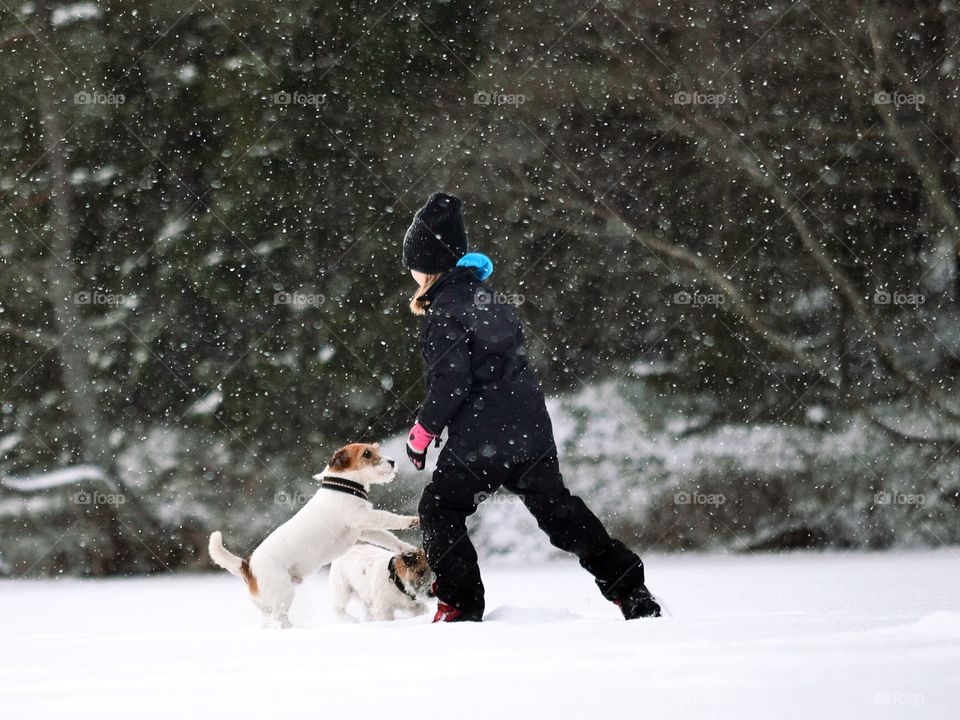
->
xmin=651 ymin=104 xmax=915 ymax=385
xmin=0 ymin=323 xmax=56 ymax=348
xmin=865 ymin=15 xmax=960 ymax=293
xmin=861 ymin=410 xmax=960 ymax=447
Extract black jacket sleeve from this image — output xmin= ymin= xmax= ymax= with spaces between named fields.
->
xmin=417 ymin=313 xmax=472 ymax=434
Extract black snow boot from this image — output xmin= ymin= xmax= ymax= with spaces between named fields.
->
xmin=615 ymin=584 xmax=662 ymax=619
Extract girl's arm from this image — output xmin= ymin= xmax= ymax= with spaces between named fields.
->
xmin=417 ymin=313 xmax=472 ymax=435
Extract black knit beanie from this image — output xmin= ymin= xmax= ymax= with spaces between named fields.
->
xmin=402 ymin=192 xmax=468 ymax=273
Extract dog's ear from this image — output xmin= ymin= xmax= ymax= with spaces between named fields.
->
xmin=400 ymin=551 xmax=420 ymax=567
xmin=329 ymin=448 xmax=350 ymax=471
xmin=388 ymin=556 xmax=398 ymax=583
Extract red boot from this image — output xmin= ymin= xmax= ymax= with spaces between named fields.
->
xmin=432 ymin=601 xmax=463 ymax=623
xmin=430 ymin=582 xmax=481 ymax=622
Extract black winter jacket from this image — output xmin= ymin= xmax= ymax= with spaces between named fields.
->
xmin=417 ymin=268 xmax=555 ymax=467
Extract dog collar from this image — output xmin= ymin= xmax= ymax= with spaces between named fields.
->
xmin=387 ymin=557 xmax=418 ymax=601
xmin=320 ymin=476 xmax=368 ymax=501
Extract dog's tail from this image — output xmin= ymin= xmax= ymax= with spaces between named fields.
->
xmin=208 ymin=531 xmax=259 ymax=595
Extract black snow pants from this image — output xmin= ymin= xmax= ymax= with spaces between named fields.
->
xmin=418 ymin=452 xmax=647 ymax=620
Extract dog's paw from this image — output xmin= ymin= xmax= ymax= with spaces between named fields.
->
xmin=405 ymin=516 xmax=420 ymax=529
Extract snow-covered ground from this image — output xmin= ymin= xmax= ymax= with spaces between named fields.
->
xmin=2 ymin=551 xmax=958 ymax=719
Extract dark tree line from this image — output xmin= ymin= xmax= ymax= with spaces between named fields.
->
xmin=1 ymin=1 xmax=957 ymax=575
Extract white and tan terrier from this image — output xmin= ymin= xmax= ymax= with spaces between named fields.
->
xmin=331 ymin=545 xmax=435 ymax=622
xmin=209 ymin=443 xmax=418 ymax=628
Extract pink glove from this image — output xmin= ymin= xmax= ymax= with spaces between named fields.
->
xmin=406 ymin=422 xmax=437 ymax=470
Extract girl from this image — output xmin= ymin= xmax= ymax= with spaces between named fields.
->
xmin=403 ymin=192 xmax=661 ymax=622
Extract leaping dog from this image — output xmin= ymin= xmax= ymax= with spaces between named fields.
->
xmin=209 ymin=443 xmax=418 ymax=628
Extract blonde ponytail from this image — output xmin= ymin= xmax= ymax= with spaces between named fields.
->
xmin=409 ymin=273 xmax=443 ymax=316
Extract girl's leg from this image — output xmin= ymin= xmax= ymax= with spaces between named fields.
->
xmin=504 ymin=453 xmax=648 ymax=602
xmin=418 ymin=463 xmax=498 ymax=620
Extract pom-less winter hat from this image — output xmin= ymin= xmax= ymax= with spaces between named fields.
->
xmin=402 ymin=192 xmax=468 ymax=273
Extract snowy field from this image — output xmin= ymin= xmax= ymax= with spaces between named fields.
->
xmin=2 ymin=551 xmax=958 ymax=719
